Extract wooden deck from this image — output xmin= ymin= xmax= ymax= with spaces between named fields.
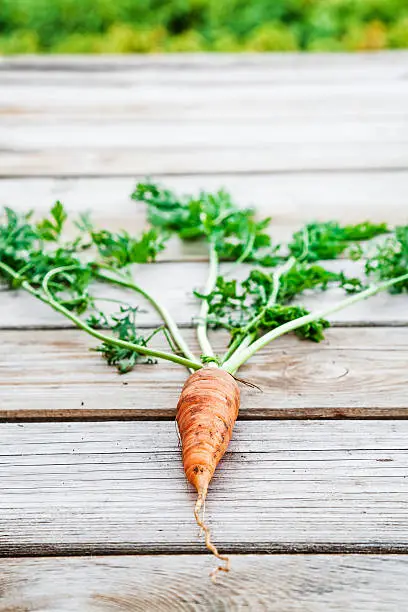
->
xmin=1 ymin=52 xmax=408 ymax=610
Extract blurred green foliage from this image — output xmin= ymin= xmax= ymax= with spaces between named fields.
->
xmin=1 ymin=0 xmax=408 ymax=54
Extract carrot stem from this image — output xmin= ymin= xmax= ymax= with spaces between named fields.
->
xmin=223 ymin=272 xmax=408 ymax=374
xmin=223 ymin=230 xmax=256 ymax=275
xmin=0 ymin=261 xmax=202 ymax=371
xmin=94 ymin=265 xmax=198 ymax=366
xmin=221 ymin=256 xmax=295 ymax=365
xmin=197 ymin=241 xmax=218 ymax=359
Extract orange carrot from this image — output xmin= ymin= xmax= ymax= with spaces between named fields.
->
xmin=176 ymin=366 xmax=240 ymax=575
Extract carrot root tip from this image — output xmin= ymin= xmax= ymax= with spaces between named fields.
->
xmin=194 ymin=491 xmax=230 ymax=580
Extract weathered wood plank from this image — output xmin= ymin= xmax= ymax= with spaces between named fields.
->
xmin=0 ymin=420 xmax=407 ymax=554
xmin=1 ymin=55 xmax=407 ymax=175
xmin=2 ymin=173 xmax=407 ymax=261
xmin=1 ymin=51 xmax=408 ymax=79
xmin=1 ymin=327 xmax=408 ymax=419
xmin=4 ymin=120 xmax=406 ymax=147
xmin=3 ymin=142 xmax=408 ymax=176
xmin=3 ymin=173 xmax=408 ymax=220
xmin=2 ymin=88 xmax=408 ymax=120
xmin=1 ymin=261 xmax=407 ymax=328
xmin=1 ymin=555 xmax=408 ymax=612
xmin=2 ymin=51 xmax=408 ymax=66
xmin=1 ymin=54 xmax=407 ymax=174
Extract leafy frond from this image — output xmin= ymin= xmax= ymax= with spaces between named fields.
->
xmin=1 ymin=183 xmax=406 ymax=376
xmin=90 ymin=227 xmax=168 ymax=267
xmin=132 ymin=181 xmax=280 ymax=266
xmin=365 ymin=225 xmax=408 ymax=293
xmin=288 ymin=221 xmax=389 ymax=262
xmin=87 ymin=306 xmax=159 ymax=373
xmin=197 ymin=262 xmax=342 ymax=338
xmin=36 ymin=201 xmax=68 ymax=242
xmin=261 ymin=305 xmax=329 ymax=342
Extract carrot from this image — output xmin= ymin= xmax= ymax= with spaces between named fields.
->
xmin=4 ymin=185 xmax=408 ymax=580
xmin=176 ymin=366 xmax=240 ymax=576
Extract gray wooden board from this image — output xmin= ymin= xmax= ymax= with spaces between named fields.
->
xmin=0 ymin=420 xmax=407 ymax=554
xmin=2 ymin=52 xmax=408 ymax=68
xmin=1 ymin=54 xmax=408 ymax=175
xmin=1 ymin=173 xmax=408 ymax=256
xmin=3 ymin=141 xmax=408 ymax=176
xmin=2 ymin=120 xmax=406 ymax=146
xmin=2 ymin=92 xmax=408 ymax=121
xmin=3 ymin=74 xmax=408 ymax=124
xmin=2 ymin=51 xmax=408 ymax=78
xmin=1 ymin=260 xmax=408 ymax=329
xmin=1 ymin=327 xmax=408 ymax=419
xmin=2 ymin=77 xmax=408 ymax=116
xmin=1 ymin=56 xmax=408 ymax=115
xmin=1 ymin=555 xmax=408 ymax=612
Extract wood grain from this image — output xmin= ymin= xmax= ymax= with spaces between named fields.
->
xmin=1 ymin=327 xmax=408 ymax=419
xmin=1 ymin=54 xmax=408 ymax=175
xmin=1 ymin=55 xmax=408 ymax=110
xmin=2 ymin=51 xmax=408 ymax=76
xmin=3 ymin=172 xmax=408 ymax=220
xmin=3 ymin=120 xmax=406 ymax=146
xmin=2 ymin=51 xmax=408 ymax=68
xmin=2 ymin=91 xmax=408 ymax=121
xmin=1 ymin=260 xmax=407 ymax=329
xmin=1 ymin=555 xmax=408 ymax=612
xmin=3 ymin=142 xmax=408 ymax=176
xmin=0 ymin=420 xmax=407 ymax=554
xmin=2 ymin=172 xmax=408 ymax=261
xmin=2 ymin=57 xmax=407 ymax=118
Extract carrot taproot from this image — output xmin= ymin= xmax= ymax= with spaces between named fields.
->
xmin=176 ymin=366 xmax=240 ymax=575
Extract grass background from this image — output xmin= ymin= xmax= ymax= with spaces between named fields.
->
xmin=1 ymin=0 xmax=408 ymax=54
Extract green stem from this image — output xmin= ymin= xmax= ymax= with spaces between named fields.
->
xmin=160 ymin=326 xmax=180 ymax=354
xmin=223 ymin=272 xmax=408 ymax=374
xmin=42 ymin=264 xmax=80 ymax=302
xmin=269 ymin=257 xmax=296 ymax=304
xmin=221 ymin=256 xmax=295 ymax=364
xmin=94 ymin=265 xmax=198 ymax=365
xmin=223 ymin=332 xmax=256 ymax=365
xmin=0 ymin=262 xmax=201 ymax=372
xmin=299 ymin=226 xmax=310 ymax=261
xmin=221 ymin=333 xmax=245 ymax=364
xmin=197 ymin=242 xmax=218 ymax=358
xmin=223 ymin=231 xmax=255 ymax=275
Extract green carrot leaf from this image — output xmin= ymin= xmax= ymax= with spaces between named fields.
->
xmin=88 ymin=306 xmax=158 ymax=373
xmin=288 ymin=221 xmax=389 ymax=262
xmin=90 ymin=227 xmax=168 ymax=267
xmin=261 ymin=305 xmax=330 ymax=342
xmin=132 ymin=181 xmax=281 ymax=266
xmin=365 ymin=225 xmax=408 ymax=293
xmin=37 ymin=201 xmax=68 ymax=242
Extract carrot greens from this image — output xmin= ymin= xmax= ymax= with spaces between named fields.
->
xmin=1 ymin=181 xmax=407 ymax=377
xmin=365 ymin=225 xmax=408 ymax=291
xmin=287 ymin=220 xmax=390 ymax=262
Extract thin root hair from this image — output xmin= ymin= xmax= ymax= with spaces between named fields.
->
xmin=194 ymin=492 xmax=230 ymax=581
